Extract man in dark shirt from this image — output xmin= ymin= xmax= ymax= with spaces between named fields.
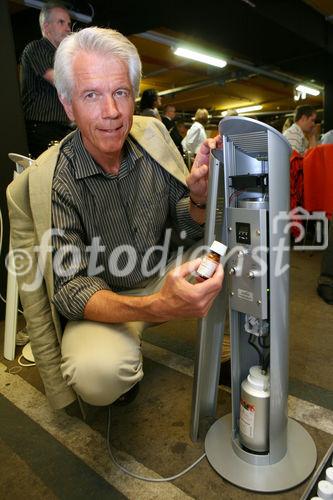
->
xmin=20 ymin=2 xmax=72 ymax=158
xmin=161 ymin=104 xmax=176 ymax=131
xmin=170 ymin=120 xmax=187 ymax=156
xmin=50 ymin=26 xmax=223 ymax=407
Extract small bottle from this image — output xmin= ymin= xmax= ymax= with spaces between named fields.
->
xmin=317 ymin=479 xmax=333 ymax=499
xmin=197 ymin=241 xmax=227 ymax=280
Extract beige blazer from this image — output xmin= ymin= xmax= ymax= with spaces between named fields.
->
xmin=7 ymin=116 xmax=189 ymax=409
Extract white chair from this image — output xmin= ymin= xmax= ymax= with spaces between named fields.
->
xmin=3 ymin=153 xmax=33 ymax=361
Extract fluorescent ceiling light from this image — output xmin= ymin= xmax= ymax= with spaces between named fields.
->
xmin=23 ymin=0 xmax=93 ymax=23
xmin=295 ymin=85 xmax=320 ymax=96
xmin=174 ymin=47 xmax=227 ymax=68
xmin=221 ymin=105 xmax=262 ymax=116
xmin=236 ymin=104 xmax=263 ymax=113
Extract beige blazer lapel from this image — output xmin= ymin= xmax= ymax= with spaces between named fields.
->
xmin=131 ymin=115 xmax=189 ymax=186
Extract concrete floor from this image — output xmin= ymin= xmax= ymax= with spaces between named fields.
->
xmin=0 ymin=249 xmax=332 ymax=499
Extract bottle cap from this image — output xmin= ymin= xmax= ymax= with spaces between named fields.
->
xmin=317 ymin=480 xmax=333 ymax=499
xmin=326 ymin=467 xmax=333 ymax=485
xmin=248 ymin=365 xmax=270 ymax=392
xmin=210 ymin=241 xmax=227 ymax=257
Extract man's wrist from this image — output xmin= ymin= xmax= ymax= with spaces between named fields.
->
xmin=190 ymin=196 xmax=206 ymax=209
xmin=148 ymin=291 xmax=171 ymax=322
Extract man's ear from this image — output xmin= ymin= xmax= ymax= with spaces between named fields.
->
xmin=59 ymin=95 xmax=75 ymax=122
xmin=43 ymin=22 xmax=50 ymax=37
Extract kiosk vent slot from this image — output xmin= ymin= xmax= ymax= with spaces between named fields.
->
xmin=227 ymin=131 xmax=268 ymax=158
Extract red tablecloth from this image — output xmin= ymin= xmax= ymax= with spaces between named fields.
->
xmin=290 ymin=149 xmax=304 ymax=211
xmin=303 ymin=144 xmax=333 ymax=217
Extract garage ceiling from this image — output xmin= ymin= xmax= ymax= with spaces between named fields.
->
xmin=9 ymin=0 xmax=333 ymax=126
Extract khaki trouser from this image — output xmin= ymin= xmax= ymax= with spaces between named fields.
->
xmin=61 ymin=245 xmax=230 ymax=406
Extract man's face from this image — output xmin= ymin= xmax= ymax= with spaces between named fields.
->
xmin=167 ymin=107 xmax=176 ymax=120
xmin=177 ymin=124 xmax=187 ymax=137
xmin=300 ymin=113 xmax=317 ymax=134
xmin=61 ymin=51 xmax=135 ymax=164
xmin=44 ymin=8 xmax=71 ymax=47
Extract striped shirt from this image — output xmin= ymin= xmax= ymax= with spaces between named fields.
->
xmin=52 ymin=130 xmax=203 ymax=320
xmin=283 ymin=123 xmax=308 ymax=154
xmin=20 ymin=38 xmax=69 ymax=124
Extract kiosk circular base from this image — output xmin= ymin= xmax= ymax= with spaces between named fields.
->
xmin=205 ymin=414 xmax=317 ymax=492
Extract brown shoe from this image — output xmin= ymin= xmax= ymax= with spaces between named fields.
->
xmin=317 ymin=284 xmax=333 ymax=305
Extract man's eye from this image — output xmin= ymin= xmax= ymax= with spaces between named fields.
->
xmin=115 ymin=89 xmax=130 ymax=98
xmin=85 ymin=92 xmax=97 ymax=99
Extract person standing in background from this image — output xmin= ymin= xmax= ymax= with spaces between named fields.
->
xmin=161 ymin=104 xmax=176 ymax=130
xmin=283 ymin=105 xmax=317 ymax=154
xmin=170 ymin=120 xmax=187 ymax=156
xmin=139 ymin=88 xmax=162 ymax=120
xmin=182 ymin=108 xmax=209 ymax=156
xmin=320 ymin=129 xmax=333 ymax=144
xmin=282 ymin=117 xmax=293 ymax=134
xmin=20 ymin=1 xmax=72 ymax=158
xmin=316 ymin=127 xmax=333 ymax=303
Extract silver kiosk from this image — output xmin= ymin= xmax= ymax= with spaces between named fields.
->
xmin=191 ymin=117 xmax=317 ymax=492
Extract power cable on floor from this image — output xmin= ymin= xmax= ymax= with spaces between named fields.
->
xmin=106 ymin=406 xmax=206 ymax=482
xmin=17 ymin=354 xmax=36 ymax=367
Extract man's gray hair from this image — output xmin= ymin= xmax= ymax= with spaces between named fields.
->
xmin=54 ymin=27 xmax=142 ymax=101
xmin=39 ymin=1 xmax=69 ymax=35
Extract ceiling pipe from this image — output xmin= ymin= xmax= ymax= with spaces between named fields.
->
xmin=135 ymin=70 xmax=252 ymax=101
xmin=143 ymin=61 xmax=191 ymax=78
xmin=135 ymin=78 xmax=216 ymax=102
